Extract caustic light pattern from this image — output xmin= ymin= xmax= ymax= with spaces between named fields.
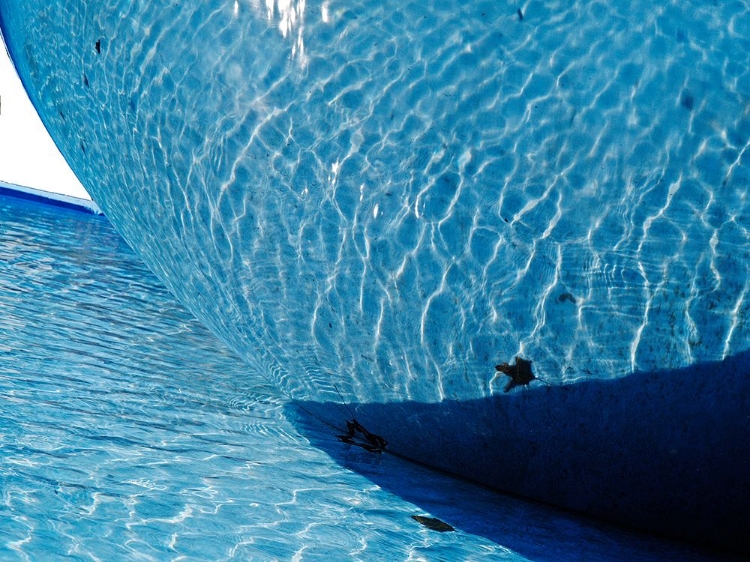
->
xmin=1 ymin=0 xmax=749 ymax=551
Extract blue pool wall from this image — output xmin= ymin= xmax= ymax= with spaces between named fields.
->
xmin=0 ymin=180 xmax=102 ymax=215
xmin=2 ymin=2 xmax=749 ymax=553
xmin=4 ymin=2 xmax=750 ymax=407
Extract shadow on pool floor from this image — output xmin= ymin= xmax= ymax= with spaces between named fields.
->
xmin=289 ymin=351 xmax=750 ymax=558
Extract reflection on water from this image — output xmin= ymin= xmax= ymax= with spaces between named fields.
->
xmin=254 ymin=0 xmax=309 ymax=66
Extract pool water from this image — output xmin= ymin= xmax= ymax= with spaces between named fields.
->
xmin=6 ymin=0 xmax=750 ymax=405
xmin=0 ymin=195 xmax=734 ymax=560
xmin=2 ymin=0 xmax=750 ymax=555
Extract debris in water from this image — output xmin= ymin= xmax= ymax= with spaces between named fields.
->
xmin=558 ymin=292 xmax=577 ymax=304
xmin=412 ymin=515 xmax=455 ymax=532
xmin=495 ymin=357 xmax=536 ymax=392
xmin=681 ymin=92 xmax=694 ymax=111
xmin=337 ymin=418 xmax=388 ymax=453
xmin=334 ymin=385 xmax=387 ymax=453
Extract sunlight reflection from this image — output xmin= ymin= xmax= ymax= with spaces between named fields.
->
xmin=256 ymin=0 xmax=308 ymax=66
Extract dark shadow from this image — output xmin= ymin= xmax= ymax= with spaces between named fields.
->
xmin=288 ymin=351 xmax=750 ymax=558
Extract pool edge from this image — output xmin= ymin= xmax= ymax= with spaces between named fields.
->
xmin=0 ymin=180 xmax=103 ymax=215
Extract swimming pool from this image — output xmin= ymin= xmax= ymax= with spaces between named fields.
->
xmin=1 ymin=0 xmax=749 ymax=554
xmin=0 ymin=192 xmax=732 ymax=562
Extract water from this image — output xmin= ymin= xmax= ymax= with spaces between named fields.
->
xmin=1 ymin=195 xmax=735 ymax=560
xmin=1 ymin=0 xmax=749 ymax=552
xmin=4 ymin=0 xmax=749 ymax=404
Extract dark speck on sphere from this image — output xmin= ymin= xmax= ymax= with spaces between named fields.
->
xmin=558 ymin=292 xmax=577 ymax=304
xmin=681 ymin=93 xmax=694 ymax=111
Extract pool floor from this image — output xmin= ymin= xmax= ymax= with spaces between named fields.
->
xmin=0 ymin=194 xmax=737 ymax=560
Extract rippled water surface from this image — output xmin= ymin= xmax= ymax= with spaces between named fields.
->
xmin=2 ymin=196 xmax=736 ymax=560
xmin=4 ymin=1 xmax=750 ymax=407
xmin=2 ymin=0 xmax=750 ymax=555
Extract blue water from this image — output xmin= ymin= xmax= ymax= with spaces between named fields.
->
xmin=4 ymin=0 xmax=749 ymax=402
xmin=0 ymin=195 xmax=733 ymax=561
xmin=1 ymin=0 xmax=749 ymax=553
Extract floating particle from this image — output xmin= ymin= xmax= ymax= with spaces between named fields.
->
xmin=681 ymin=92 xmax=694 ymax=111
xmin=558 ymin=292 xmax=577 ymax=304
xmin=337 ymin=418 xmax=387 ymax=453
xmin=412 ymin=515 xmax=455 ymax=532
xmin=495 ymin=357 xmax=535 ymax=392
